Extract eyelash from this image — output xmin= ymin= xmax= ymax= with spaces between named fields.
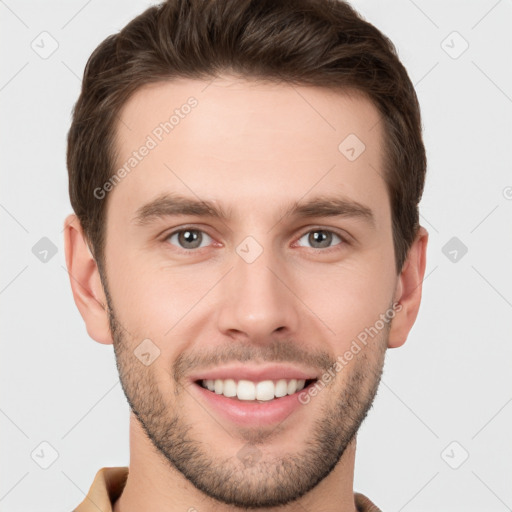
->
xmin=162 ymin=225 xmax=350 ymax=254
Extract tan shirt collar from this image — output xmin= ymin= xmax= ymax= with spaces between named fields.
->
xmin=73 ymin=467 xmax=381 ymax=512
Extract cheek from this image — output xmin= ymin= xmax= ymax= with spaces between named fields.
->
xmin=107 ymin=251 xmax=213 ymax=339
xmin=296 ymin=254 xmax=396 ymax=347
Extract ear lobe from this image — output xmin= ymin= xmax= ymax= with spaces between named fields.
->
xmin=388 ymin=226 xmax=429 ymax=348
xmin=63 ymin=214 xmax=113 ymax=345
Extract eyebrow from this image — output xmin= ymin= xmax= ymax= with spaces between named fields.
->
xmin=132 ymin=192 xmax=376 ymax=229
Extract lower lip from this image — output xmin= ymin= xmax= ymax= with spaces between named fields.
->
xmin=191 ymin=381 xmax=316 ymax=427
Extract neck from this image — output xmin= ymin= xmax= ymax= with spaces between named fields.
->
xmin=113 ymin=413 xmax=358 ymax=512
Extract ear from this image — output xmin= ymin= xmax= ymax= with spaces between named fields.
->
xmin=63 ymin=214 xmax=113 ymax=345
xmin=388 ymin=226 xmax=428 ymax=348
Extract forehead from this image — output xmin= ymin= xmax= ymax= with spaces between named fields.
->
xmin=108 ymin=75 xmax=389 ymax=228
xmin=116 ymin=75 xmax=382 ymax=156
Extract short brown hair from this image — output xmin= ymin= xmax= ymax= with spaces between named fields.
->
xmin=67 ymin=0 xmax=426 ymax=275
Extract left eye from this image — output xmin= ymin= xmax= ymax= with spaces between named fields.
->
xmin=166 ymin=229 xmax=213 ymax=250
xmin=296 ymin=229 xmax=344 ymax=249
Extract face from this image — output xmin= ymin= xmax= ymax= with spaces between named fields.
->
xmin=100 ymin=75 xmax=399 ymax=507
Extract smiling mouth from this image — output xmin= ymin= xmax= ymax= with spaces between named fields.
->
xmin=195 ymin=378 xmax=318 ymax=402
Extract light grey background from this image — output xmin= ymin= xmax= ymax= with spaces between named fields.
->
xmin=1 ymin=1 xmax=511 ymax=511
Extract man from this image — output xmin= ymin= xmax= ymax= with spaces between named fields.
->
xmin=64 ymin=0 xmax=428 ymax=510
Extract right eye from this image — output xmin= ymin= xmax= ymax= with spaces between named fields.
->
xmin=165 ymin=228 xmax=214 ymax=251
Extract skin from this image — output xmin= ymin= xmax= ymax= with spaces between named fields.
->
xmin=64 ymin=75 xmax=428 ymax=512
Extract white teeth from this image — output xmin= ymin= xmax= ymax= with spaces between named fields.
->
xmin=214 ymin=379 xmax=223 ymax=394
xmin=201 ymin=378 xmax=308 ymax=400
xmin=237 ymin=380 xmax=255 ymax=400
xmin=287 ymin=379 xmax=298 ymax=395
xmin=275 ymin=379 xmax=288 ymax=397
xmin=256 ymin=380 xmax=274 ymax=401
xmin=223 ymin=378 xmax=237 ymax=397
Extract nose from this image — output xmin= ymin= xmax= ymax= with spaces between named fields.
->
xmin=216 ymin=242 xmax=300 ymax=344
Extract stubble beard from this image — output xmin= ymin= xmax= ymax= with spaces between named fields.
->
xmin=105 ymin=287 xmax=389 ymax=508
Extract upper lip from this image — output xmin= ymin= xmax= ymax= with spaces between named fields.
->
xmin=189 ymin=364 xmax=319 ymax=383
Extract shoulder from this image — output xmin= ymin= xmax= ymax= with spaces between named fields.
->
xmin=354 ymin=491 xmax=382 ymax=512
